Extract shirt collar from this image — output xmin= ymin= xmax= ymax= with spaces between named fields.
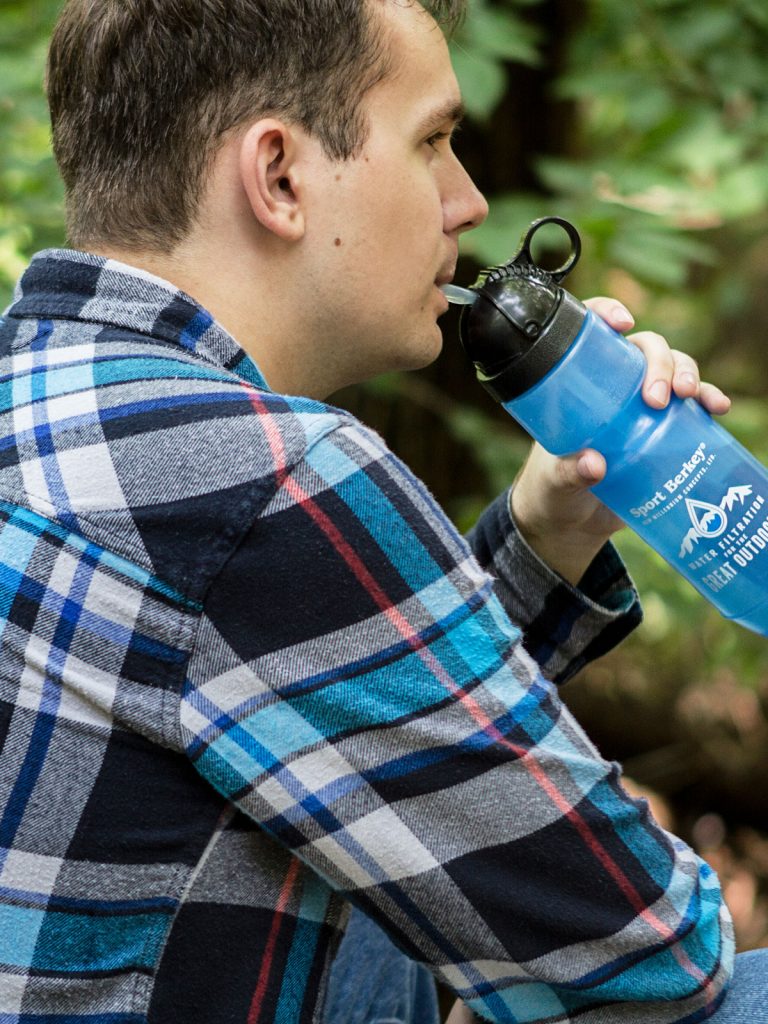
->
xmin=6 ymin=248 xmax=270 ymax=390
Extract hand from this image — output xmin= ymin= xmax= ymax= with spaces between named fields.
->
xmin=510 ymin=297 xmax=731 ymax=586
xmin=445 ymin=1001 xmax=475 ymax=1024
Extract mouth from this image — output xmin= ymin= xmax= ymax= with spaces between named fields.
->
xmin=434 ymin=284 xmax=451 ymax=317
xmin=434 ymin=252 xmax=458 ymax=289
xmin=435 ymin=269 xmax=456 ymax=289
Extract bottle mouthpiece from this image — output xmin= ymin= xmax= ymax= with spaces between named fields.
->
xmin=457 ymin=217 xmax=587 ymax=403
xmin=441 ymin=284 xmax=478 ymax=306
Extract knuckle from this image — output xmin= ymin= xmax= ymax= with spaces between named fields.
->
xmin=671 ymin=349 xmax=699 ymax=372
xmin=629 ymin=329 xmax=667 ymax=347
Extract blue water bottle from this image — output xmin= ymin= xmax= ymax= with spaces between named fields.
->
xmin=453 ymin=217 xmax=768 ymax=637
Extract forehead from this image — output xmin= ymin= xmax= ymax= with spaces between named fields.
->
xmin=368 ymin=1 xmax=462 ymax=125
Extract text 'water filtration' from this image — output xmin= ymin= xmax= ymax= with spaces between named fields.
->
xmin=447 ymin=217 xmax=768 ymax=637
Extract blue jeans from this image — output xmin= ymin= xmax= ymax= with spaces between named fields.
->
xmin=324 ymin=908 xmax=768 ymax=1023
xmin=324 ymin=907 xmax=440 ymax=1024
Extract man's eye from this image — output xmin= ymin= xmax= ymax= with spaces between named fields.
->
xmin=425 ymin=131 xmax=450 ymax=150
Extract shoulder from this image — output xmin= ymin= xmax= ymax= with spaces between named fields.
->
xmin=1 ymin=309 xmax=365 ymax=591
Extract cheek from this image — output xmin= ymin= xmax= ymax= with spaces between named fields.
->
xmin=332 ymin=166 xmax=443 ymax=286
xmin=381 ymin=186 xmax=445 ymax=265
xmin=400 ymin=175 xmax=444 ymax=227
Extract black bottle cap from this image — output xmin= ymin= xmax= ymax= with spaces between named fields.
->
xmin=459 ymin=217 xmax=588 ymax=403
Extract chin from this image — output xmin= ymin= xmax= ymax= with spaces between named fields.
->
xmin=405 ymin=317 xmax=446 ymax=366
xmin=347 ymin=323 xmax=444 ymax=384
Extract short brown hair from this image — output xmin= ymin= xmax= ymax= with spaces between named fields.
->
xmin=47 ymin=0 xmax=466 ymax=252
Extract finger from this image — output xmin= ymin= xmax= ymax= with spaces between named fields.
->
xmin=699 ymin=381 xmax=732 ymax=416
xmin=670 ymin=349 xmax=701 ymax=400
xmin=628 ymin=330 xmax=675 ymax=408
xmin=664 ymin=350 xmax=732 ymax=411
xmin=584 ymin=296 xmax=635 ymax=332
xmin=577 ymin=449 xmax=607 ymax=485
xmin=554 ymin=448 xmax=607 ymax=489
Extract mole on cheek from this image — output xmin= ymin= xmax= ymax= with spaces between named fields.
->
xmin=334 ymin=238 xmax=342 ymax=247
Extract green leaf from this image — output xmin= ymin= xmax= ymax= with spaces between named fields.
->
xmin=662 ymin=113 xmax=745 ymax=175
xmin=663 ymin=6 xmax=740 ymax=56
xmin=462 ymin=7 xmax=542 ymax=65
xmin=608 ymin=225 xmax=714 ymax=288
xmin=535 ymin=157 xmax=596 ymax=197
xmin=450 ymin=46 xmax=507 ymax=120
xmin=712 ymin=164 xmax=768 ymax=219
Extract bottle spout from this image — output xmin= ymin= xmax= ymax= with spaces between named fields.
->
xmin=441 ymin=284 xmax=478 ymax=306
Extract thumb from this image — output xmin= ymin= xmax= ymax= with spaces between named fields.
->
xmin=568 ymin=449 xmax=607 ymax=488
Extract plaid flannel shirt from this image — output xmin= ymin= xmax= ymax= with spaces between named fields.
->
xmin=0 ymin=250 xmax=733 ymax=1024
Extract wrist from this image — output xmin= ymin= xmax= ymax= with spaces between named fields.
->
xmin=509 ymin=491 xmax=607 ymax=587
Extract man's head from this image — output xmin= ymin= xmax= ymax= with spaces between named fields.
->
xmin=47 ymin=0 xmax=487 ymax=397
xmin=47 ymin=0 xmax=466 ymax=252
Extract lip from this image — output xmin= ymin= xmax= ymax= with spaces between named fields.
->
xmin=434 ymin=284 xmax=450 ymax=314
xmin=435 ymin=268 xmax=456 ymax=288
xmin=435 ymin=252 xmax=458 ymax=289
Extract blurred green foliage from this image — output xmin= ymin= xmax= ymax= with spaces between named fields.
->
xmin=449 ymin=0 xmax=768 ymax=682
xmin=2 ymin=0 xmax=768 ymax=690
xmin=0 ymin=0 xmax=63 ymax=303
xmin=454 ymin=0 xmax=768 ymax=335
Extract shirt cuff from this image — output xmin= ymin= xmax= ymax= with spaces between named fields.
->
xmin=467 ymin=488 xmax=642 ymax=685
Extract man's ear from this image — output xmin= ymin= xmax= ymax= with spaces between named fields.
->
xmin=239 ymin=119 xmax=306 ymax=242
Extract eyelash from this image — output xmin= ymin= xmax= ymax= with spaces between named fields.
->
xmin=425 ymin=126 xmax=461 ymax=150
xmin=426 ymin=131 xmax=450 ymax=149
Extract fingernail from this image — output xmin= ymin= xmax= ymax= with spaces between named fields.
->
xmin=678 ymin=372 xmax=697 ymax=392
xmin=649 ymin=380 xmax=669 ymax=406
xmin=612 ymin=304 xmax=635 ymax=329
xmin=577 ymin=453 xmax=598 ymax=480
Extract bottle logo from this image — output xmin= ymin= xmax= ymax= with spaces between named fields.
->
xmin=685 ymin=499 xmax=728 ymax=539
xmin=679 ymin=485 xmax=752 ymax=557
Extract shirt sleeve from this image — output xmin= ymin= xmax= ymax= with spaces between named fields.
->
xmin=181 ymin=418 xmax=733 ymax=1024
xmin=467 ymin=490 xmax=643 ymax=683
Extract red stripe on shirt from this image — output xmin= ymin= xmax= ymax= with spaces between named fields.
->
xmin=247 ymin=855 xmax=303 ymax=1024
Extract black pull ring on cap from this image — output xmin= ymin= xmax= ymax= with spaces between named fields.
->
xmin=515 ymin=216 xmax=582 ymax=283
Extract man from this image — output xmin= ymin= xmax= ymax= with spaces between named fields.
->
xmin=0 ymin=1 xmax=758 ymax=1022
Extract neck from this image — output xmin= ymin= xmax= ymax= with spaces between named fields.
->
xmin=88 ymin=236 xmax=342 ymax=399
xmin=84 ymin=132 xmax=356 ymax=400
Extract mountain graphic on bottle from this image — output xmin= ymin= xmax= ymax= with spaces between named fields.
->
xmin=679 ymin=486 xmax=753 ymax=556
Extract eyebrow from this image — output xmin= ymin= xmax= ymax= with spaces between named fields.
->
xmin=416 ymin=100 xmax=465 ymax=138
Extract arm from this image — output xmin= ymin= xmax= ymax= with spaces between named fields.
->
xmin=467 ymin=487 xmax=641 ymax=684
xmin=182 ymin=416 xmax=733 ymax=1024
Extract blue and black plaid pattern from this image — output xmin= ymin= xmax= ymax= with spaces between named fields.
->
xmin=0 ymin=251 xmax=733 ymax=1023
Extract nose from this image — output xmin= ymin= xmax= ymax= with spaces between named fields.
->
xmin=443 ymin=153 xmax=489 ymax=236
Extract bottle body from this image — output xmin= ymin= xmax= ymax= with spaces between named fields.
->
xmin=503 ymin=310 xmax=768 ymax=636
